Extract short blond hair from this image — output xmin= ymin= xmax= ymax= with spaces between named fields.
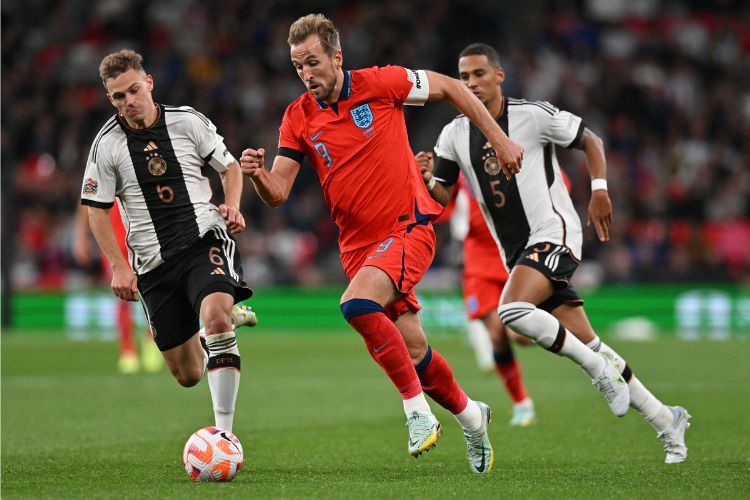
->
xmin=287 ymin=14 xmax=341 ymax=55
xmin=98 ymin=49 xmax=145 ymax=86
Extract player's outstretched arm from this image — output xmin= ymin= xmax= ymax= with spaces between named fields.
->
xmin=240 ymin=148 xmax=301 ymax=208
xmin=577 ymin=128 xmax=612 ymax=242
xmin=415 ymin=151 xmax=454 ymax=206
xmin=87 ymin=206 xmax=138 ymax=301
xmin=219 ymin=160 xmax=246 ymax=234
xmin=424 ymin=70 xmax=523 ymax=179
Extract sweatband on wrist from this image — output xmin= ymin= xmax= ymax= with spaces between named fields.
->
xmin=591 ymin=178 xmax=608 ymax=191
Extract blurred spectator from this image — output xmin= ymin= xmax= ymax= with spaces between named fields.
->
xmin=2 ymin=0 xmax=748 ymax=291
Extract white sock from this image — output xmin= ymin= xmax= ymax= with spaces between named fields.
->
xmin=403 ymin=392 xmax=431 ymax=416
xmin=454 ymin=399 xmax=482 ymax=431
xmin=591 ymin=337 xmax=674 ymax=433
xmin=205 ymin=331 xmax=241 ymax=432
xmin=466 ymin=320 xmax=495 ymax=371
xmin=499 ymin=302 xmax=604 ymax=378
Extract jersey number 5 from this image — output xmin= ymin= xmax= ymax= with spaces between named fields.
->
xmin=489 ymin=180 xmax=506 ymax=208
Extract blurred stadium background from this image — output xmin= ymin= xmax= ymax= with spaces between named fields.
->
xmin=3 ymin=2 xmax=750 ymax=498
xmin=2 ymin=0 xmax=749 ymax=338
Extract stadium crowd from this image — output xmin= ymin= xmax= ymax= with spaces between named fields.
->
xmin=3 ymin=0 xmax=749 ymax=291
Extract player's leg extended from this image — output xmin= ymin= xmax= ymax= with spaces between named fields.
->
xmin=482 ymin=312 xmax=535 ymax=426
xmin=200 ymin=291 xmax=241 ymax=432
xmin=340 ymin=266 xmax=439 ymax=457
xmin=161 ymin=333 xmax=209 ymax=387
xmin=396 ymin=310 xmax=494 ymax=474
xmin=498 ymin=265 xmax=630 ymax=416
xmin=553 ymin=304 xmax=690 ymax=463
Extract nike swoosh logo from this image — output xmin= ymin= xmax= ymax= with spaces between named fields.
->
xmin=409 ymin=439 xmax=419 ymax=447
xmin=373 ymin=341 xmax=390 ymax=353
xmin=475 ymin=444 xmax=486 ymax=472
xmin=309 ymin=131 xmax=323 ymax=141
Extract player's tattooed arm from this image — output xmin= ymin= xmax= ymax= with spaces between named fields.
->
xmin=424 ymin=71 xmax=523 ymax=179
xmin=577 ymin=127 xmax=612 ymax=242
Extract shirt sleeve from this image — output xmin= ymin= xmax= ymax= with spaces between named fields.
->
xmin=277 ymin=105 xmax=305 ymax=163
xmin=187 ymin=108 xmax=236 ymax=172
xmin=375 ymin=65 xmax=430 ymax=106
xmin=536 ymin=102 xmax=584 ymax=148
xmin=433 ymin=123 xmax=461 ymax=186
xmin=80 ymin=141 xmax=116 ymax=208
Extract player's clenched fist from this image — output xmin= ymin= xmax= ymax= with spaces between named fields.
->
xmin=491 ymin=138 xmax=524 ymax=180
xmin=415 ymin=151 xmax=434 ymax=182
xmin=240 ymin=147 xmax=265 ymax=178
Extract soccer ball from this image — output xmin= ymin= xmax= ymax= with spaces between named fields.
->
xmin=183 ymin=426 xmax=244 ymax=481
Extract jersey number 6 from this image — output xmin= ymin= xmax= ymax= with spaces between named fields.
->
xmin=157 ymin=183 xmax=174 ymax=204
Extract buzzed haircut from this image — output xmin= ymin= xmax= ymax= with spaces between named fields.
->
xmin=459 ymin=43 xmax=502 ymax=68
xmin=287 ymin=13 xmax=341 ymax=55
xmin=98 ymin=49 xmax=145 ymax=86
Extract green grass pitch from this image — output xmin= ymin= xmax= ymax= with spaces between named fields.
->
xmin=2 ymin=329 xmax=748 ymax=498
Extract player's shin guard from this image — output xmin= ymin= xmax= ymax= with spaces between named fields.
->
xmin=494 ymin=349 xmax=529 ymax=403
xmin=341 ymin=299 xmax=423 ymax=401
xmin=589 ymin=337 xmax=673 ymax=432
xmin=498 ymin=302 xmax=604 ymax=377
xmin=205 ymin=331 xmax=241 ymax=432
xmin=415 ymin=346 xmax=469 ymax=414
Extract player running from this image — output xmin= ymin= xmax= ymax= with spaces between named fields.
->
xmin=428 ymin=173 xmax=536 ymax=426
xmin=81 ymin=49 xmax=254 ymax=433
xmin=421 ymin=43 xmax=690 ymax=463
xmin=240 ymin=14 xmax=523 ymax=474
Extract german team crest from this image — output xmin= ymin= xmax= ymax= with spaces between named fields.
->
xmin=350 ymin=103 xmax=374 ymax=128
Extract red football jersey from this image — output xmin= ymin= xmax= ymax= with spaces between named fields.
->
xmin=278 ymin=66 xmax=442 ymax=252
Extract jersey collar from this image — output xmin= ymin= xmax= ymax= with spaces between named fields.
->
xmin=315 ymin=70 xmax=352 ymax=112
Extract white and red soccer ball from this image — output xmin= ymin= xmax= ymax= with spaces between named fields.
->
xmin=183 ymin=426 xmax=244 ymax=481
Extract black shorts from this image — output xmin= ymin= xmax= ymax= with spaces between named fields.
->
xmin=137 ymin=227 xmax=253 ymax=351
xmin=515 ymin=242 xmax=584 ymax=312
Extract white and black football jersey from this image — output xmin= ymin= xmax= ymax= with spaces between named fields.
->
xmin=433 ymin=98 xmax=584 ymax=269
xmin=81 ymin=104 xmax=236 ymax=274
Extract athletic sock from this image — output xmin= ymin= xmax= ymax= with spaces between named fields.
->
xmin=589 ymin=336 xmax=674 ymax=432
xmin=454 ymin=399 xmax=482 ymax=431
xmin=493 ymin=349 xmax=529 ymax=403
xmin=467 ymin=319 xmax=495 ymax=370
xmin=205 ymin=331 xmax=241 ymax=432
xmin=498 ymin=302 xmax=604 ymax=378
xmin=415 ymin=346 xmax=469 ymax=415
xmin=341 ymin=299 xmax=425 ymax=411
xmin=403 ymin=393 xmax=432 ymax=415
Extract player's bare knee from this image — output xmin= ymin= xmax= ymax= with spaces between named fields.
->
xmin=174 ymin=366 xmax=203 ymax=387
xmin=202 ymin=311 xmax=233 ymax=335
xmin=404 ymin=334 xmax=428 ymax=364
